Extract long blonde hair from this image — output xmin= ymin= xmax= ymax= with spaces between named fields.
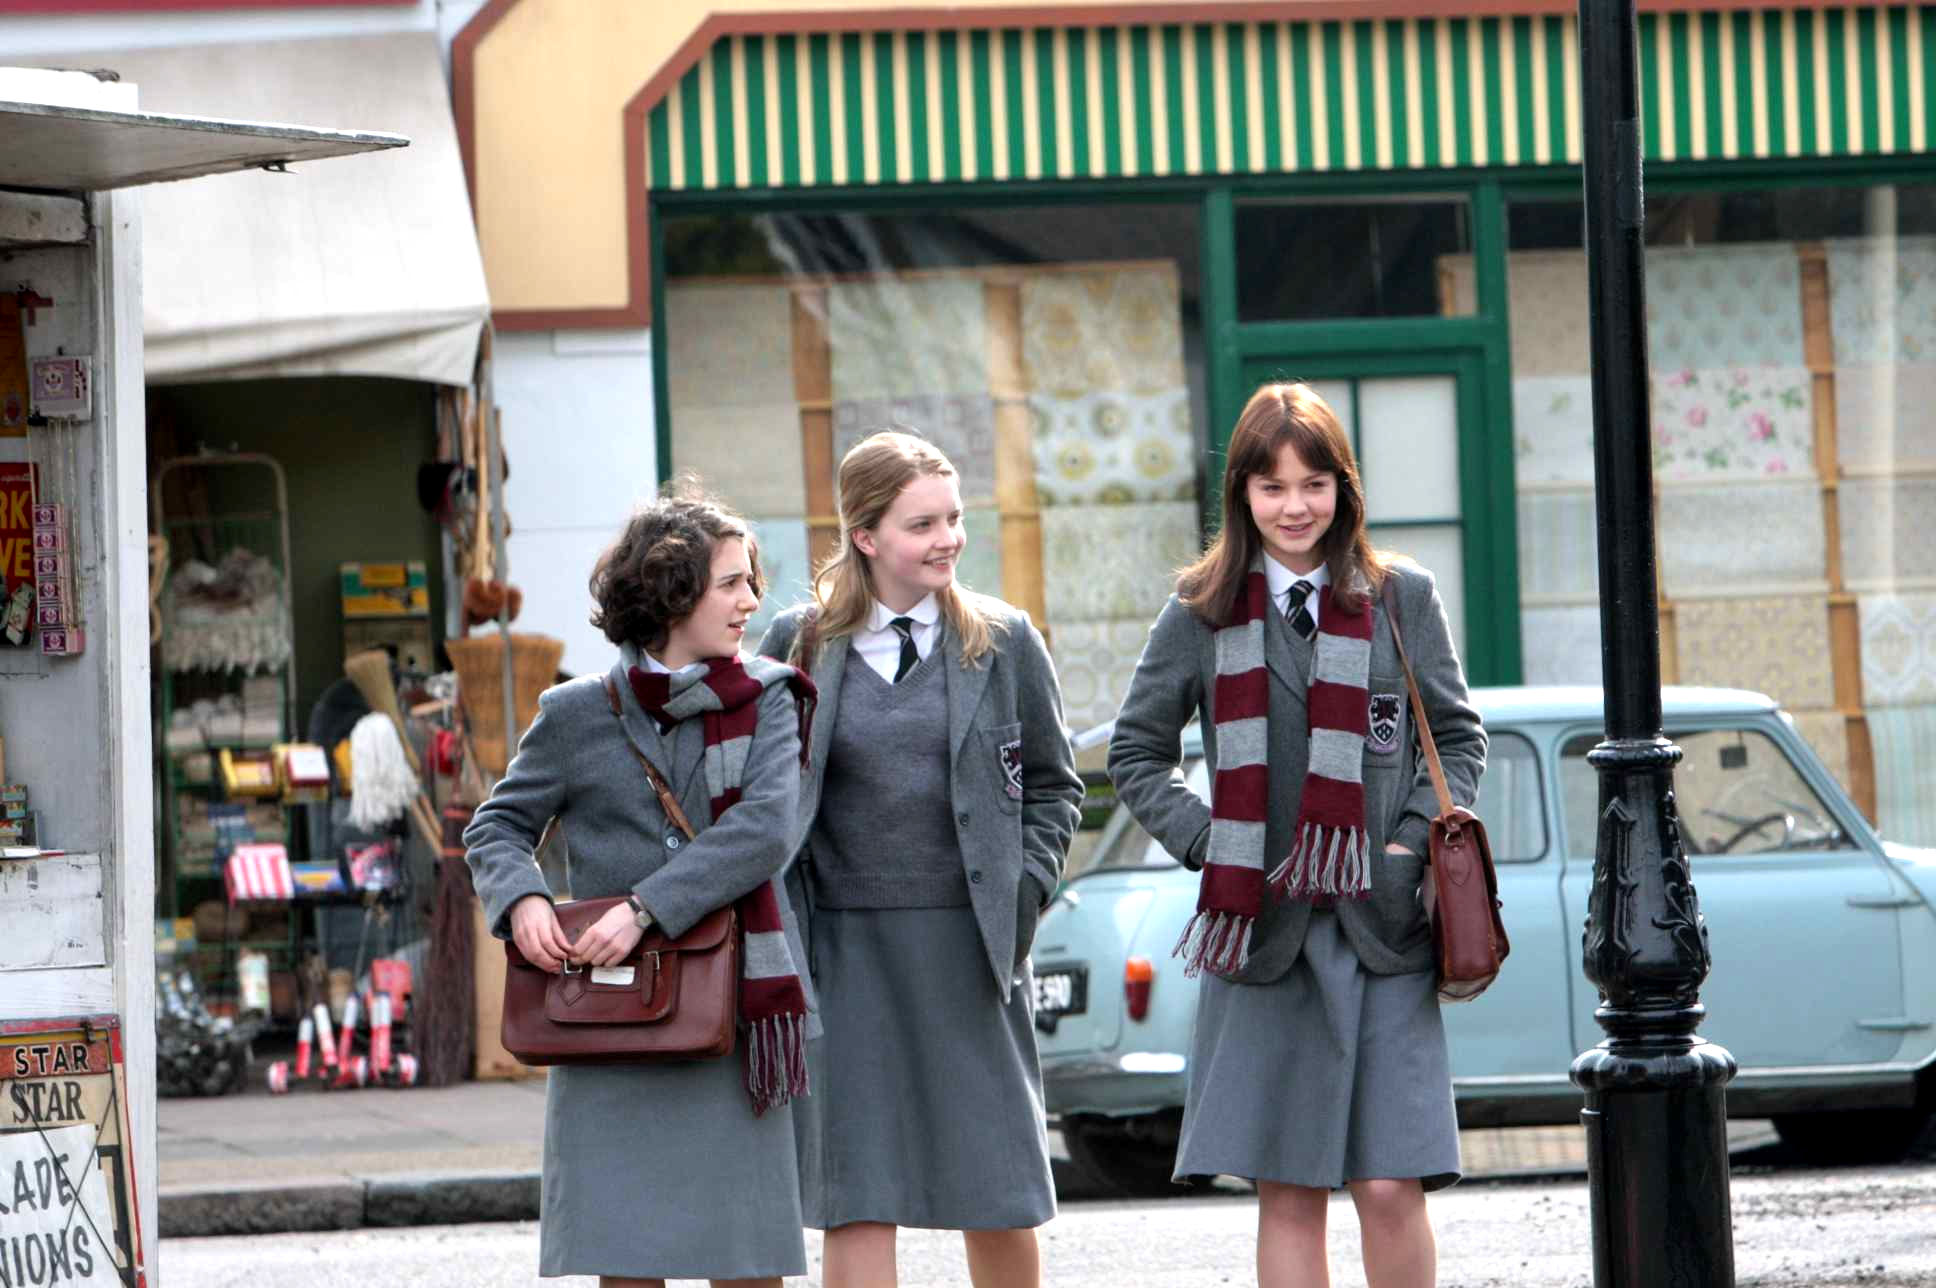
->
xmin=1177 ymin=382 xmax=1388 ymax=626
xmin=803 ymin=430 xmax=1004 ymax=667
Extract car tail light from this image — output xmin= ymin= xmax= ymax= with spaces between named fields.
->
xmin=1124 ymin=956 xmax=1155 ymax=1021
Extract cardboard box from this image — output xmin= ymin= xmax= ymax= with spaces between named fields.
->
xmin=340 ymin=561 xmax=429 ymax=619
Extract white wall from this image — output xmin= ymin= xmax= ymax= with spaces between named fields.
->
xmin=0 ymin=0 xmax=485 ymax=66
xmin=493 ymin=328 xmax=659 ymax=680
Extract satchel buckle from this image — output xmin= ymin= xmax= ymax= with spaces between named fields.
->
xmin=561 ymin=959 xmax=581 ymax=975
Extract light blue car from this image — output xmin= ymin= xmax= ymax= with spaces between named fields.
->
xmin=1033 ymin=686 xmax=1936 ymax=1195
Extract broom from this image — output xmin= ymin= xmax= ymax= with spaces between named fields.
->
xmin=344 ymin=648 xmax=442 ymax=850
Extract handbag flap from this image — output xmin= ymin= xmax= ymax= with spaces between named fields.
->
xmin=504 ymin=902 xmax=735 ymax=971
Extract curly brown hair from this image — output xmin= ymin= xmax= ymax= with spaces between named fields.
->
xmin=588 ymin=484 xmax=764 ymax=650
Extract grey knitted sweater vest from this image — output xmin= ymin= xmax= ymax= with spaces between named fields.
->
xmin=808 ymin=643 xmax=971 ymax=909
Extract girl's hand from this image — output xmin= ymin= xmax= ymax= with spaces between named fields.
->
xmin=510 ymin=894 xmax=572 ymax=974
xmin=1387 ymin=843 xmax=1436 ymax=922
xmin=570 ymin=901 xmax=646 ymax=968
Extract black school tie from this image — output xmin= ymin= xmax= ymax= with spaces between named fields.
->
xmin=889 ymin=616 xmax=919 ymax=682
xmin=1285 ymin=580 xmax=1317 ymax=642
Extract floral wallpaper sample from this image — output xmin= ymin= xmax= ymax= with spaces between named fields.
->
xmin=672 ymin=402 xmax=807 ymax=516
xmin=1656 ymin=480 xmax=1827 ymax=595
xmin=1516 ymin=489 xmax=1600 ymax=600
xmin=1826 ymin=237 xmax=1936 ymax=367
xmin=1051 ymin=618 xmax=1160 ymax=732
xmin=1858 ymin=591 xmax=1936 ymax=708
xmin=1787 ymin=709 xmax=1853 ymax=797
xmin=1674 ymin=594 xmax=1835 ymax=711
xmin=666 ymin=284 xmax=797 ymax=409
xmin=1040 ymin=502 xmax=1200 ymax=622
xmin=1839 ymin=477 xmax=1936 ymax=586
xmin=1518 ymin=604 xmax=1602 ymax=686
xmin=1029 ymin=389 xmax=1197 ymax=506
xmin=1834 ymin=362 xmax=1936 ymax=470
xmin=1649 ymin=365 xmax=1815 ymax=481
xmin=1869 ymin=703 xmax=1936 ymax=847
xmin=833 ymin=394 xmax=998 ymax=506
xmin=829 ymin=277 xmax=988 ymax=401
xmin=1645 ymin=244 xmax=1805 ymax=372
xmin=1021 ymin=266 xmax=1187 ymax=399
xmin=1511 ymin=376 xmax=1597 ymax=486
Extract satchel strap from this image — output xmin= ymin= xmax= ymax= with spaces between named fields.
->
xmin=1380 ymin=579 xmax=1456 ymax=821
xmin=603 ymin=675 xmax=699 ymax=842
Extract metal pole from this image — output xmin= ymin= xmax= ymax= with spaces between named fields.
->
xmin=1569 ymin=3 xmax=1737 ymax=1285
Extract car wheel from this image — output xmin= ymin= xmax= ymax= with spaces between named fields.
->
xmin=1771 ymin=1108 xmax=1934 ymax=1165
xmin=1062 ymin=1112 xmax=1205 ymax=1198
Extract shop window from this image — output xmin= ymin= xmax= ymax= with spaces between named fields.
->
xmin=1474 ymin=183 xmax=1936 ymax=847
xmin=662 ymin=205 xmax=1208 ymax=734
xmin=1234 ymin=196 xmax=1473 ymax=321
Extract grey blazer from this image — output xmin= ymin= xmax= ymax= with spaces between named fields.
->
xmin=463 ymin=644 xmax=819 ymax=1024
xmin=758 ymin=600 xmax=1085 ymax=1000
xmin=1107 ymin=560 xmax=1486 ymax=982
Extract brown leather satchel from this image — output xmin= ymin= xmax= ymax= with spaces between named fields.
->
xmin=1383 ymin=583 xmax=1510 ymax=1003
xmin=498 ymin=677 xmax=740 ymax=1065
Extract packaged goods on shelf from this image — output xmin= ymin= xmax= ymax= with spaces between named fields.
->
xmin=161 ymin=549 xmax=292 ymax=674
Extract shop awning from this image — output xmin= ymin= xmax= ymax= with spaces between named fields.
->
xmin=36 ymin=33 xmax=491 ymax=387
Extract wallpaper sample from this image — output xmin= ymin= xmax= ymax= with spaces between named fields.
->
xmin=956 ymin=507 xmax=1004 ymax=598
xmin=1028 ymin=389 xmax=1197 ymax=506
xmin=1441 ymin=251 xmax=1593 ymax=377
xmin=665 ymin=284 xmax=797 ymax=409
xmin=1839 ymin=477 xmax=1936 ymax=585
xmin=1674 ymin=595 xmax=1834 ymax=711
xmin=1645 ymin=244 xmax=1805 ymax=372
xmin=671 ymin=402 xmax=807 ymax=516
xmin=832 ymin=394 xmax=998 ymax=506
xmin=745 ymin=517 xmax=812 ymax=646
xmin=829 ymin=278 xmax=987 ymax=400
xmin=1040 ymin=502 xmax=1200 ymax=623
xmin=1511 ymin=376 xmax=1597 ymax=485
xmin=1834 ymin=362 xmax=1936 ymax=470
xmin=1859 ymin=592 xmax=1936 ymax=708
xmin=1869 ymin=703 xmax=1936 ymax=848
xmin=1787 ymin=709 xmax=1852 ymax=796
xmin=1519 ymin=604 xmax=1602 ymax=686
xmin=1516 ymin=490 xmax=1600 ymax=600
xmin=1052 ymin=618 xmax=1159 ymax=732
xmin=1020 ymin=267 xmax=1187 ymax=398
xmin=1826 ymin=237 xmax=1936 ymax=367
xmin=1650 ymin=365 xmax=1815 ymax=481
xmin=1656 ymin=480 xmax=1827 ymax=594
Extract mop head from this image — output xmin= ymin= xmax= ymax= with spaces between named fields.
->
xmin=347 ymin=711 xmax=420 ymax=832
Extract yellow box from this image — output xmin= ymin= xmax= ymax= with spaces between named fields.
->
xmin=340 ymin=561 xmax=430 ymax=619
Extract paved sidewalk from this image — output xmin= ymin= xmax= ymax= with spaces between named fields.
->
xmin=157 ymin=1076 xmax=1779 ymax=1238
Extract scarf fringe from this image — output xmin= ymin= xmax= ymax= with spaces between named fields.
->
xmin=745 ymin=1013 xmax=810 ymax=1117
xmin=1267 ymin=823 xmax=1373 ymax=899
xmin=1172 ymin=909 xmax=1255 ymax=978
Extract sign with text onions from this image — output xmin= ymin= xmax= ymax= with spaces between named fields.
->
xmin=0 ymin=1017 xmax=143 ymax=1287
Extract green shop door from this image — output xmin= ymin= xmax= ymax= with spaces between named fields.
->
xmin=1237 ymin=352 xmax=1515 ymax=683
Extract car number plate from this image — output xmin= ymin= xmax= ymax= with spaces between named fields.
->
xmin=1034 ymin=966 xmax=1087 ymax=1017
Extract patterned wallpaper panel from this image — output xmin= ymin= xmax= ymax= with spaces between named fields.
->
xmin=1040 ymin=502 xmax=1200 ymax=623
xmin=1787 ymin=709 xmax=1852 ymax=796
xmin=1516 ymin=489 xmax=1599 ymax=600
xmin=1656 ymin=480 xmax=1826 ymax=595
xmin=1020 ymin=268 xmax=1186 ymax=398
xmin=1053 ymin=618 xmax=1159 ymax=733
xmin=1650 ymin=366 xmax=1814 ymax=482
xmin=957 ymin=508 xmax=1004 ymax=598
xmin=1674 ymin=595 xmax=1834 ymax=711
xmin=1645 ymin=244 xmax=1805 ymax=372
xmin=1839 ymin=477 xmax=1936 ymax=586
xmin=1029 ymin=390 xmax=1196 ymax=506
xmin=746 ymin=517 xmax=812 ymax=646
xmin=1826 ymin=238 xmax=1936 ymax=367
xmin=1869 ymin=704 xmax=1936 ymax=847
xmin=1512 ymin=376 xmax=1596 ymax=486
xmin=1519 ymin=604 xmax=1602 ymax=686
xmin=673 ymin=402 xmax=807 ymax=515
xmin=1859 ymin=592 xmax=1936 ymax=708
xmin=833 ymin=395 xmax=998 ymax=505
xmin=666 ymin=284 xmax=796 ymax=409
xmin=1835 ymin=363 xmax=1936 ymax=470
xmin=829 ymin=278 xmax=987 ymax=400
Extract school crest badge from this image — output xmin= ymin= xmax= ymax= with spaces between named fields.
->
xmin=1367 ymin=693 xmax=1403 ymax=754
xmin=999 ymin=738 xmax=1025 ymax=800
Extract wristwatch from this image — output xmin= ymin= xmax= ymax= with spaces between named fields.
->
xmin=626 ymin=894 xmax=654 ymax=932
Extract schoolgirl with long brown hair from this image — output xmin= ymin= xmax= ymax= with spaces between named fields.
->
xmin=758 ymin=429 xmax=1083 ymax=1288
xmin=1108 ymin=383 xmax=1487 ymax=1288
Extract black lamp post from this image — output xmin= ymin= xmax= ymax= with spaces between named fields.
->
xmin=1569 ymin=3 xmax=1739 ymax=1284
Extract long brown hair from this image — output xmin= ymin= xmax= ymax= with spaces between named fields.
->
xmin=801 ymin=430 xmax=1005 ymax=667
xmin=1177 ymin=381 xmax=1387 ymax=626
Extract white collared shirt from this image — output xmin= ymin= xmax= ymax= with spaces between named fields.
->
xmin=638 ymin=649 xmax=673 ymax=675
xmin=854 ymin=593 xmax=940 ymax=682
xmin=1262 ymin=552 xmax=1330 ymax=623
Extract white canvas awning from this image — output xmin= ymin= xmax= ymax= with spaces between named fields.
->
xmin=35 ymin=33 xmax=491 ymax=387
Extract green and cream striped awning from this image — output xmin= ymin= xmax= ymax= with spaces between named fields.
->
xmin=645 ymin=6 xmax=1936 ymax=191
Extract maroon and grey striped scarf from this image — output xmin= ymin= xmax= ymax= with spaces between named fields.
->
xmin=1174 ymin=559 xmax=1375 ymax=978
xmin=629 ymin=655 xmax=817 ymax=1115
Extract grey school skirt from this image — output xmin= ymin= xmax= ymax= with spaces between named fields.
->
xmin=1174 ymin=910 xmax=1461 ymax=1192
xmin=796 ymin=904 xmax=1056 ymax=1230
